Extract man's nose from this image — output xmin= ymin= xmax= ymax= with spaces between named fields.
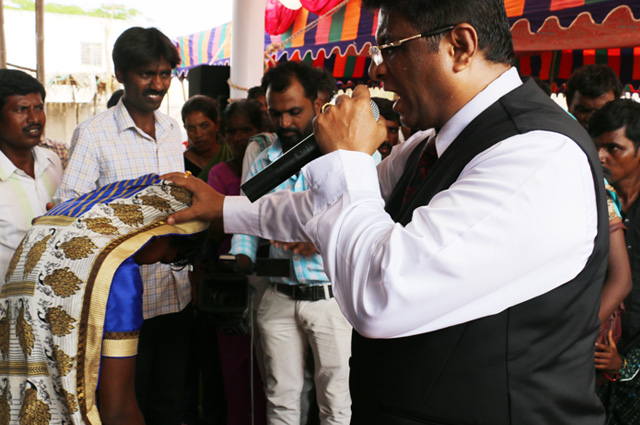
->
xmin=598 ymin=147 xmax=607 ymax=163
xmin=150 ymin=74 xmax=164 ymax=91
xmin=279 ymin=114 xmax=292 ymax=129
xmin=368 ymin=59 xmax=386 ymax=82
xmin=26 ymin=107 xmax=41 ymax=124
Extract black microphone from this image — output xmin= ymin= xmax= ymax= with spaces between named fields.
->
xmin=241 ymin=99 xmax=380 ymax=202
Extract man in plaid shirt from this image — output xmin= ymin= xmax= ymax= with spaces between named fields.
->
xmin=54 ymin=27 xmax=190 ymax=425
xmin=231 ymin=62 xmax=352 ymax=425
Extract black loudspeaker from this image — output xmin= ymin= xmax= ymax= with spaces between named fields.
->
xmin=187 ymin=65 xmax=230 ymax=111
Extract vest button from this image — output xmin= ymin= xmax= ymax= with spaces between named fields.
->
xmin=625 ymin=218 xmax=630 ymax=224
xmin=628 ymin=245 xmax=633 ymax=250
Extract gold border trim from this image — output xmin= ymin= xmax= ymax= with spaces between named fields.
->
xmin=0 ymin=281 xmax=36 ymax=298
xmin=102 ymin=338 xmax=139 ymax=357
xmin=78 ymin=219 xmax=207 ymax=418
xmin=34 ymin=216 xmax=77 ymax=226
xmin=0 ymin=360 xmax=49 ymax=375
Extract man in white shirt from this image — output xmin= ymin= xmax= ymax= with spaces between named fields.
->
xmin=0 ymin=69 xmax=62 ymax=288
xmin=164 ymin=1 xmax=608 ymax=423
xmin=55 ymin=27 xmax=190 ymax=425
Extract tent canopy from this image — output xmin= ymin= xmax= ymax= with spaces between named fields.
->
xmin=175 ymin=0 xmax=640 ymax=85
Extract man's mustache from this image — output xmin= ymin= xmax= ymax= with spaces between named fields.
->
xmin=23 ymin=124 xmax=42 ymax=133
xmin=143 ymin=89 xmax=166 ymax=97
xmin=277 ymin=127 xmax=303 ymax=138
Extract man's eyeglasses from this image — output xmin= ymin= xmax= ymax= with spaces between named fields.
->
xmin=369 ymin=25 xmax=456 ymax=66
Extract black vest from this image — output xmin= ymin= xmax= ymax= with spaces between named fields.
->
xmin=349 ymin=79 xmax=608 ymax=425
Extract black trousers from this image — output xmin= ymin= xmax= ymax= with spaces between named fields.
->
xmin=135 ymin=304 xmax=194 ymax=425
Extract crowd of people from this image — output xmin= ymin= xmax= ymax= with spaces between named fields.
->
xmin=2 ymin=0 xmax=640 ymax=424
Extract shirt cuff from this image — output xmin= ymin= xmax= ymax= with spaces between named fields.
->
xmin=224 ymin=195 xmax=260 ymax=235
xmin=303 ymin=150 xmax=381 ymax=214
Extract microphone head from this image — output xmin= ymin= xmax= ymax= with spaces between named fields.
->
xmin=370 ymin=99 xmax=381 ymax=122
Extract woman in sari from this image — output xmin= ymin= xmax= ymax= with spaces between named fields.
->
xmin=0 ymin=173 xmax=206 ymax=424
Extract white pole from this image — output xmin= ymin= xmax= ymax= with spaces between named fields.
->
xmin=230 ymin=0 xmax=267 ymax=100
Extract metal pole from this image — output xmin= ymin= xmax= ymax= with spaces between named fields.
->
xmin=36 ymin=0 xmax=45 ymax=83
xmin=0 ymin=0 xmax=7 ymax=68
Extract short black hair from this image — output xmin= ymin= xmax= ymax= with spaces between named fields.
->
xmin=112 ymin=27 xmax=181 ymax=75
xmin=0 ymin=69 xmax=46 ymax=113
xmin=565 ymin=65 xmax=622 ymax=107
xmin=261 ymin=61 xmax=318 ymax=101
xmin=181 ymin=95 xmax=220 ymax=124
xmin=315 ymin=67 xmax=337 ymax=100
xmin=223 ymin=99 xmax=265 ymax=132
xmin=247 ymin=86 xmax=265 ymax=100
xmin=361 ymin=0 xmax=514 ymax=66
xmin=372 ymin=97 xmax=400 ymax=124
xmin=589 ymin=99 xmax=640 ymax=150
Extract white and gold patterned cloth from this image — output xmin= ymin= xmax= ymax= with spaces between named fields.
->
xmin=0 ymin=174 xmax=207 ymax=424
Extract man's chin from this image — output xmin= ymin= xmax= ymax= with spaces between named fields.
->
xmin=278 ymin=134 xmax=302 ymax=149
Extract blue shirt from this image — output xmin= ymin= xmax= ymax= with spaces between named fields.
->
xmin=230 ymin=138 xmax=330 ymax=286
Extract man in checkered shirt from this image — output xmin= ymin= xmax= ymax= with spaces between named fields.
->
xmin=231 ymin=62 xmax=352 ymax=425
xmin=54 ymin=27 xmax=190 ymax=425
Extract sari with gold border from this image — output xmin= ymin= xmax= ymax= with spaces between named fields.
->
xmin=0 ymin=174 xmax=207 ymax=424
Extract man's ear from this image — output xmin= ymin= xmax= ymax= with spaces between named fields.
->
xmin=448 ymin=23 xmax=479 ymax=73
xmin=115 ymin=68 xmax=124 ymax=84
xmin=313 ymin=96 xmax=324 ymax=115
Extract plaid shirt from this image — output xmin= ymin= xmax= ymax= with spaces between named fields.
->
xmin=54 ymin=99 xmax=189 ymax=319
xmin=230 ymin=138 xmax=330 ymax=286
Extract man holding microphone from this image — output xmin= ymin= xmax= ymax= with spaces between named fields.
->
xmin=165 ymin=1 xmax=608 ymax=423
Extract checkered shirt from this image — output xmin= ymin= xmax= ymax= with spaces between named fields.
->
xmin=54 ymin=99 xmax=189 ymax=319
xmin=230 ymin=138 xmax=330 ymax=286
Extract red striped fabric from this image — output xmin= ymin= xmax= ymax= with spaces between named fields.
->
xmin=550 ymin=0 xmax=585 ymax=11
xmin=608 ymin=48 xmax=621 ymax=74
xmin=558 ymin=49 xmax=574 ymax=79
xmin=583 ymin=49 xmax=597 ymax=65
xmin=634 ymin=47 xmax=640 ymax=80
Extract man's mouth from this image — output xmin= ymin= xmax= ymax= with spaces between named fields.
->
xmin=378 ymin=142 xmax=391 ymax=153
xmin=23 ymin=125 xmax=42 ymax=135
xmin=143 ymin=91 xmax=166 ymax=101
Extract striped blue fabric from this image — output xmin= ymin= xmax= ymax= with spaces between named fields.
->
xmin=47 ymin=174 xmax=160 ymax=218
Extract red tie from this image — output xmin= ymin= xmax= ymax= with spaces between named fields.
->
xmin=402 ymin=136 xmax=438 ymax=206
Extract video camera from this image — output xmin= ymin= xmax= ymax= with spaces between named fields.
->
xmin=197 ymin=254 xmax=290 ymax=335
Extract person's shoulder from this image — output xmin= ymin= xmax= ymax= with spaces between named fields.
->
xmin=34 ymin=144 xmax=58 ymax=161
xmin=255 ymin=143 xmax=274 ymax=163
xmin=75 ymin=107 xmax=117 ymax=131
xmin=33 ymin=145 xmax=63 ymax=174
xmin=154 ymin=110 xmax=181 ymax=131
xmin=209 ymin=161 xmax=227 ymax=174
xmin=248 ymin=132 xmax=277 ymax=150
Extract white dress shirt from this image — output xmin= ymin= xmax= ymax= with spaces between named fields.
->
xmin=224 ymin=68 xmax=597 ymax=338
xmin=0 ymin=147 xmax=62 ymax=286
